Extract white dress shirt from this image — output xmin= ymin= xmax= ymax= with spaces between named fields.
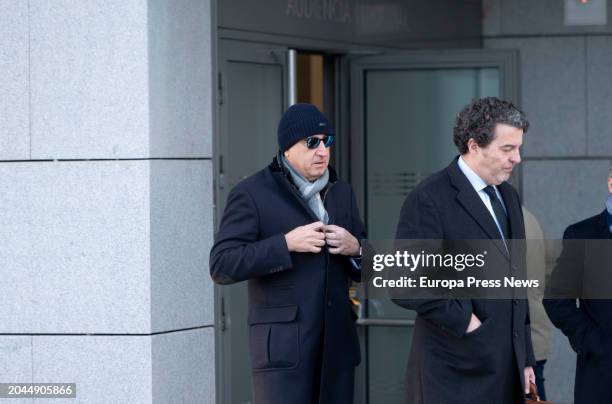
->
xmin=457 ymin=156 xmax=508 ymax=240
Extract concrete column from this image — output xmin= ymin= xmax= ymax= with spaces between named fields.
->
xmin=0 ymin=1 xmax=215 ymax=402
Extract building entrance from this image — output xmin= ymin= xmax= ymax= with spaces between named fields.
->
xmin=214 ymin=39 xmax=517 ymax=404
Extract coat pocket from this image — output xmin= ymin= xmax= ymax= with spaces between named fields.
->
xmin=248 ymin=304 xmax=299 ymax=371
xmin=463 ymin=317 xmax=491 ymax=338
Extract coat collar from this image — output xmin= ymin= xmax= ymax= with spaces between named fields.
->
xmin=447 ymin=156 xmax=504 ymax=240
xmin=447 ymin=156 xmax=522 ymax=259
xmin=268 ymin=152 xmax=338 ymax=222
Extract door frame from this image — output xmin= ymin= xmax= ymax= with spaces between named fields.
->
xmin=348 ymin=48 xmax=520 ymax=404
xmin=213 ymin=32 xmax=521 ymax=403
xmin=214 ymin=39 xmax=290 ymax=404
xmin=213 ymin=36 xmax=376 ymax=404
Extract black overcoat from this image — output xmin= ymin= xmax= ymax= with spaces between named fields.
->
xmin=544 ymin=211 xmax=612 ymax=404
xmin=394 ymin=157 xmax=536 ymax=404
xmin=210 ymin=156 xmax=366 ymax=404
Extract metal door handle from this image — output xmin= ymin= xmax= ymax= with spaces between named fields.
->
xmin=356 ymin=318 xmax=415 ymax=327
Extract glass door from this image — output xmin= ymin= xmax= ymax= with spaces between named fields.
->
xmin=349 ymin=49 xmax=518 ymax=404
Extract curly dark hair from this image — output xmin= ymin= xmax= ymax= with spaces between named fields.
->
xmin=453 ymin=97 xmax=529 ymax=154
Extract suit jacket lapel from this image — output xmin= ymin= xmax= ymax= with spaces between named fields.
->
xmin=447 ymin=158 xmax=510 ymax=259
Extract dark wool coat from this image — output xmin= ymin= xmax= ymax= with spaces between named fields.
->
xmin=544 ymin=211 xmax=612 ymax=404
xmin=394 ymin=157 xmax=536 ymax=404
xmin=210 ymin=155 xmax=366 ymax=404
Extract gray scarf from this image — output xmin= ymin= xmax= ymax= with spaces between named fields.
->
xmin=281 ymin=155 xmax=329 ymax=224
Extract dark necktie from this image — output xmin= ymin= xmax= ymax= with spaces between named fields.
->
xmin=483 ymin=186 xmax=510 ymax=240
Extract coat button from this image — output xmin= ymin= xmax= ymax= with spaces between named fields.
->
xmin=514 ymin=299 xmax=519 ymax=305
xmin=513 ymin=331 xmax=519 ymax=338
xmin=327 ymin=300 xmax=332 ymax=307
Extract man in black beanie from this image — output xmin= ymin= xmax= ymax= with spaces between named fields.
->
xmin=210 ymin=103 xmax=366 ymax=403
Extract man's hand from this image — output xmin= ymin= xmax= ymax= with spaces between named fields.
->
xmin=465 ymin=313 xmax=482 ymax=334
xmin=524 ymin=366 xmax=535 ymax=394
xmin=323 ymin=224 xmax=360 ymax=256
xmin=285 ymin=221 xmax=326 ymax=253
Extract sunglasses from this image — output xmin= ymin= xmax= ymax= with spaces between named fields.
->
xmin=305 ymin=135 xmax=335 ymax=149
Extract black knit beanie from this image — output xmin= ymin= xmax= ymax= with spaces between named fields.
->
xmin=277 ymin=103 xmax=334 ymax=151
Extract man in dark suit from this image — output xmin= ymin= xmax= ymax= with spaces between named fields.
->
xmin=395 ymin=97 xmax=536 ymax=403
xmin=210 ymin=104 xmax=366 ymax=404
xmin=544 ymin=162 xmax=612 ymax=404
